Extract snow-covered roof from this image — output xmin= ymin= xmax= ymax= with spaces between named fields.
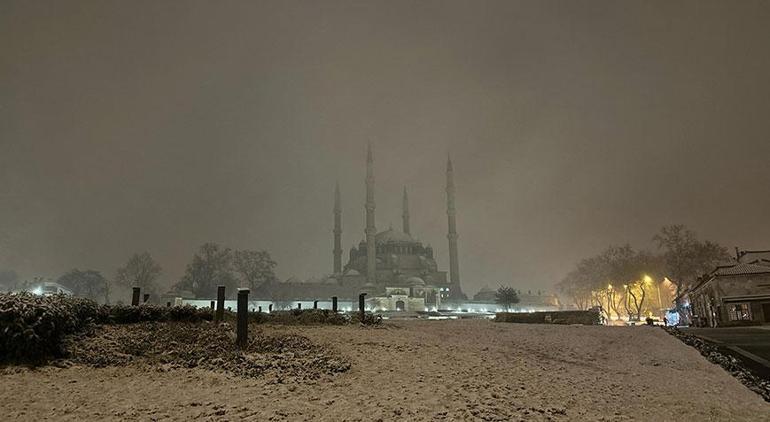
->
xmin=375 ymin=228 xmax=417 ymax=244
xmin=712 ymin=262 xmax=770 ymax=276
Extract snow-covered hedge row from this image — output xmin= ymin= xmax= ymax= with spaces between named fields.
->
xmin=0 ymin=293 xmax=211 ymax=362
xmin=0 ymin=293 xmax=101 ymax=361
xmin=246 ymin=308 xmax=352 ymax=325
xmin=494 ymin=310 xmax=600 ymax=325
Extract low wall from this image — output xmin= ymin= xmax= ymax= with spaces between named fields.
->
xmin=495 ymin=310 xmax=600 ymax=325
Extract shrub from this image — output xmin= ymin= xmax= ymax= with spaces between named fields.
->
xmin=0 ymin=293 xmax=100 ymax=362
xmin=0 ymin=293 xmax=214 ymax=363
xmin=104 ymin=304 xmax=213 ymax=324
xmin=238 ymin=309 xmax=350 ymax=325
xmin=0 ymin=293 xmax=362 ymax=364
xmin=357 ymin=311 xmax=383 ymax=326
xmin=495 ymin=310 xmax=600 ymax=325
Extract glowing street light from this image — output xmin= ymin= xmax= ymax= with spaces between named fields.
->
xmin=643 ymin=274 xmax=663 ymax=314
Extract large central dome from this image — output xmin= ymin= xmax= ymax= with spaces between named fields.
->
xmin=375 ymin=228 xmax=416 ymax=244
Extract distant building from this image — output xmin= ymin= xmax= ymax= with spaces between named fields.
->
xmin=473 ymin=286 xmax=496 ymax=302
xmin=471 ymin=286 xmax=561 ymax=311
xmin=33 ymin=281 xmax=73 ymax=296
xmin=685 ymin=249 xmax=770 ymax=327
xmin=254 ymin=146 xmax=466 ymax=309
xmin=516 ymin=292 xmax=561 ymax=310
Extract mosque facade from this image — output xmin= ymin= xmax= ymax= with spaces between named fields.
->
xmin=255 ymin=146 xmax=466 ymax=309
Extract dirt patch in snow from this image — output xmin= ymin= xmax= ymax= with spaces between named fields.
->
xmin=60 ymin=322 xmax=350 ymax=381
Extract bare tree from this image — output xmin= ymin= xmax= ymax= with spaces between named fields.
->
xmin=58 ymin=269 xmax=107 ymax=301
xmin=557 ymin=268 xmax=593 ymax=310
xmin=653 ymin=225 xmax=729 ymax=294
xmin=175 ymin=243 xmax=237 ymax=298
xmin=115 ymin=252 xmax=162 ymax=298
xmin=233 ymin=249 xmax=277 ymax=290
xmin=624 ymin=279 xmax=650 ymax=321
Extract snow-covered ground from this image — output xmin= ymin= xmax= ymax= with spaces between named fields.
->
xmin=1 ymin=320 xmax=767 ymax=420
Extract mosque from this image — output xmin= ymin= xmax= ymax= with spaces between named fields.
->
xmin=255 ymin=146 xmax=466 ymax=310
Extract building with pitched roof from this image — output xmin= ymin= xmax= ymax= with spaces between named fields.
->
xmin=685 ymin=249 xmax=770 ymax=327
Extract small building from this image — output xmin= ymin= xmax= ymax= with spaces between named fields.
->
xmin=473 ymin=286 xmax=496 ymax=302
xmin=35 ymin=282 xmax=73 ymax=296
xmin=687 ymin=250 xmax=770 ymax=327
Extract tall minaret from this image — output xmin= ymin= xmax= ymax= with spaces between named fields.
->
xmin=333 ymin=181 xmax=342 ymax=274
xmin=365 ymin=145 xmax=377 ymax=284
xmin=446 ymin=154 xmax=462 ymax=297
xmin=402 ymin=186 xmax=410 ymax=235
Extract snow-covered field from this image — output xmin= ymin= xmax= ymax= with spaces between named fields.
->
xmin=1 ymin=320 xmax=767 ymax=421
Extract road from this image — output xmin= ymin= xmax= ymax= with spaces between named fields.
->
xmin=685 ymin=326 xmax=770 ymax=369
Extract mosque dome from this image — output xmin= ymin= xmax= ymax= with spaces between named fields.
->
xmin=375 ymin=228 xmax=416 ymax=244
xmin=406 ymin=276 xmax=425 ymax=286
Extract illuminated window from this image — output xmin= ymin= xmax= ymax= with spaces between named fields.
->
xmin=727 ymin=303 xmax=752 ymax=321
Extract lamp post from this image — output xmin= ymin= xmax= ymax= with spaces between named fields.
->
xmin=643 ymin=275 xmax=663 ymax=317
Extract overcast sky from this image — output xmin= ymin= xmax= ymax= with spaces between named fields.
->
xmin=2 ymin=0 xmax=770 ymax=295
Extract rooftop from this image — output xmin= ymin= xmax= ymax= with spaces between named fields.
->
xmin=712 ymin=262 xmax=770 ymax=276
xmin=374 ymin=228 xmax=418 ymax=244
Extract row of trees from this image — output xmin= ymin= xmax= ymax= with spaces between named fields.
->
xmin=1 ymin=243 xmax=278 ymax=303
xmin=173 ymin=243 xmax=277 ymax=298
xmin=556 ymin=225 xmax=729 ymax=320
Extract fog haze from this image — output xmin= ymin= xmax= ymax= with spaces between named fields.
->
xmin=2 ymin=0 xmax=770 ymax=295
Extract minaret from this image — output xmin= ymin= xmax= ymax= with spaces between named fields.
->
xmin=333 ymin=181 xmax=342 ymax=274
xmin=446 ymin=154 xmax=462 ymax=298
xmin=402 ymin=186 xmax=410 ymax=235
xmin=365 ymin=145 xmax=376 ymax=284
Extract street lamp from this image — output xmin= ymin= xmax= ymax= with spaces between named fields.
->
xmin=644 ymin=274 xmax=663 ymax=315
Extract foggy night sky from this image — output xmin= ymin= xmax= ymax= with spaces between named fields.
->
xmin=2 ymin=1 xmax=770 ymax=295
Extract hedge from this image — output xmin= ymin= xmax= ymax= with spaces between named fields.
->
xmin=244 ymin=309 xmax=350 ymax=325
xmin=0 ymin=293 xmax=211 ymax=362
xmin=0 ymin=293 xmax=100 ymax=361
xmin=0 ymin=294 xmax=373 ymax=363
xmin=494 ymin=310 xmax=600 ymax=325
xmin=105 ymin=304 xmax=212 ymax=324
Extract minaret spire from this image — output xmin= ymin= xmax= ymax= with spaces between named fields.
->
xmin=365 ymin=144 xmax=376 ymax=284
xmin=402 ymin=186 xmax=410 ymax=235
xmin=333 ymin=181 xmax=342 ymax=274
xmin=446 ymin=154 xmax=463 ymax=299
